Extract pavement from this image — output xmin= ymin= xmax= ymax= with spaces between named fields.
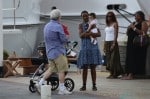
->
xmin=0 ymin=66 xmax=150 ymax=99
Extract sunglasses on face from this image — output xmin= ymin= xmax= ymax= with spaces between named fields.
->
xmin=107 ymin=15 xmax=112 ymax=17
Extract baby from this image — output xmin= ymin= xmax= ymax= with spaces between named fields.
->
xmin=86 ymin=13 xmax=99 ymax=44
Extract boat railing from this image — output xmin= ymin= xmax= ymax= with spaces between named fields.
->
xmin=2 ymin=0 xmax=20 ymax=11
xmin=2 ymin=0 xmax=22 ymax=34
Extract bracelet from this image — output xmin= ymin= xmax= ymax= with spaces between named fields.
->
xmin=133 ymin=27 xmax=136 ymax=31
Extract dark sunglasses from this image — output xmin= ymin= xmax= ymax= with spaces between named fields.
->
xmin=107 ymin=15 xmax=112 ymax=17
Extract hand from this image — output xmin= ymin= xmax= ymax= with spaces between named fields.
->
xmin=103 ymin=45 xmax=106 ymax=53
xmin=129 ymin=23 xmax=135 ymax=30
xmin=110 ymin=44 xmax=115 ymax=52
xmin=66 ymin=35 xmax=70 ymax=39
xmin=86 ymin=32 xmax=92 ymax=36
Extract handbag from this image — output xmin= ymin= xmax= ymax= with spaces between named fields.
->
xmin=133 ymin=32 xmax=150 ymax=47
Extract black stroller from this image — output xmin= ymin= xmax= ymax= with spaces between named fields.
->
xmin=29 ymin=41 xmax=78 ymax=93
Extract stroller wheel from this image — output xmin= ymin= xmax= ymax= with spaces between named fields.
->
xmin=29 ymin=84 xmax=36 ymax=93
xmin=64 ymin=78 xmax=75 ymax=92
xmin=47 ymin=77 xmax=59 ymax=91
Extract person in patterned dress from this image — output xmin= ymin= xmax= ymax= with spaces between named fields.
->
xmin=77 ymin=10 xmax=102 ymax=91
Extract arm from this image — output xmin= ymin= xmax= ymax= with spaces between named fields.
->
xmin=79 ymin=24 xmax=91 ymax=38
xmin=131 ymin=21 xmax=148 ymax=34
xmin=141 ymin=21 xmax=148 ymax=34
xmin=147 ymin=16 xmax=150 ymax=27
xmin=110 ymin=22 xmax=118 ymax=51
xmin=58 ymin=25 xmax=68 ymax=43
xmin=126 ymin=24 xmax=131 ymax=36
xmin=90 ymin=27 xmax=101 ymax=38
xmin=86 ymin=23 xmax=95 ymax=32
xmin=113 ymin=22 xmax=118 ymax=44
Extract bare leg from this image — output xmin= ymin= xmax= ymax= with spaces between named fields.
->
xmin=39 ymin=68 xmax=52 ymax=85
xmin=43 ymin=68 xmax=52 ymax=80
xmin=91 ymin=66 xmax=96 ymax=85
xmin=91 ymin=65 xmax=97 ymax=91
xmin=58 ymin=72 xmax=65 ymax=91
xmin=58 ymin=72 xmax=65 ymax=83
xmin=80 ymin=67 xmax=88 ymax=91
xmin=82 ymin=68 xmax=88 ymax=85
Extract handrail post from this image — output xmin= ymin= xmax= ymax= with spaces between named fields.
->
xmin=13 ymin=0 xmax=16 ymax=29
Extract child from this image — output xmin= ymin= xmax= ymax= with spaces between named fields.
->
xmin=51 ymin=6 xmax=70 ymax=39
xmin=86 ymin=13 xmax=99 ymax=44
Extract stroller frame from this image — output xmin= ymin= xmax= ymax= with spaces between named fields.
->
xmin=29 ymin=63 xmax=75 ymax=93
xmin=29 ymin=41 xmax=78 ymax=93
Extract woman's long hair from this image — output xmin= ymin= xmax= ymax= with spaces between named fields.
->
xmin=106 ymin=11 xmax=117 ymax=26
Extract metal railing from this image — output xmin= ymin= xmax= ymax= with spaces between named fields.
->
xmin=2 ymin=0 xmax=21 ymax=29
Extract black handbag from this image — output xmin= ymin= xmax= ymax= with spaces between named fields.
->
xmin=133 ymin=33 xmax=150 ymax=47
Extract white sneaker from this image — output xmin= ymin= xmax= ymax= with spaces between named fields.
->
xmin=35 ymin=83 xmax=41 ymax=94
xmin=58 ymin=88 xmax=72 ymax=95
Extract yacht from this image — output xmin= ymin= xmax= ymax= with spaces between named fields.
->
xmin=0 ymin=0 xmax=150 ymax=74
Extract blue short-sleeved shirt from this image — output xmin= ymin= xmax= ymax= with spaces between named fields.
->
xmin=44 ymin=20 xmax=68 ymax=60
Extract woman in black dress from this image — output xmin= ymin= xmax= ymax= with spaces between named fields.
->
xmin=122 ymin=11 xmax=148 ymax=80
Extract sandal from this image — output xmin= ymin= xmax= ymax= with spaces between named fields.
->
xmin=121 ymin=74 xmax=128 ymax=80
xmin=80 ymin=86 xmax=86 ymax=91
xmin=125 ymin=74 xmax=133 ymax=80
xmin=121 ymin=74 xmax=133 ymax=80
xmin=92 ymin=85 xmax=97 ymax=91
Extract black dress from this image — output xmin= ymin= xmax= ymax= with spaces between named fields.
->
xmin=125 ymin=22 xmax=147 ymax=75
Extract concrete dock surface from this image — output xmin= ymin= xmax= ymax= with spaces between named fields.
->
xmin=0 ymin=68 xmax=150 ymax=99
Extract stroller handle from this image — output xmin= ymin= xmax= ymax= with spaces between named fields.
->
xmin=66 ymin=41 xmax=78 ymax=56
xmin=67 ymin=41 xmax=78 ymax=48
xmin=73 ymin=41 xmax=78 ymax=48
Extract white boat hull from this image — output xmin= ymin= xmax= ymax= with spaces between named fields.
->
xmin=3 ymin=24 xmax=43 ymax=57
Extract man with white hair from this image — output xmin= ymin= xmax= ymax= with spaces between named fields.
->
xmin=51 ymin=6 xmax=70 ymax=38
xmin=36 ymin=9 xmax=72 ymax=95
